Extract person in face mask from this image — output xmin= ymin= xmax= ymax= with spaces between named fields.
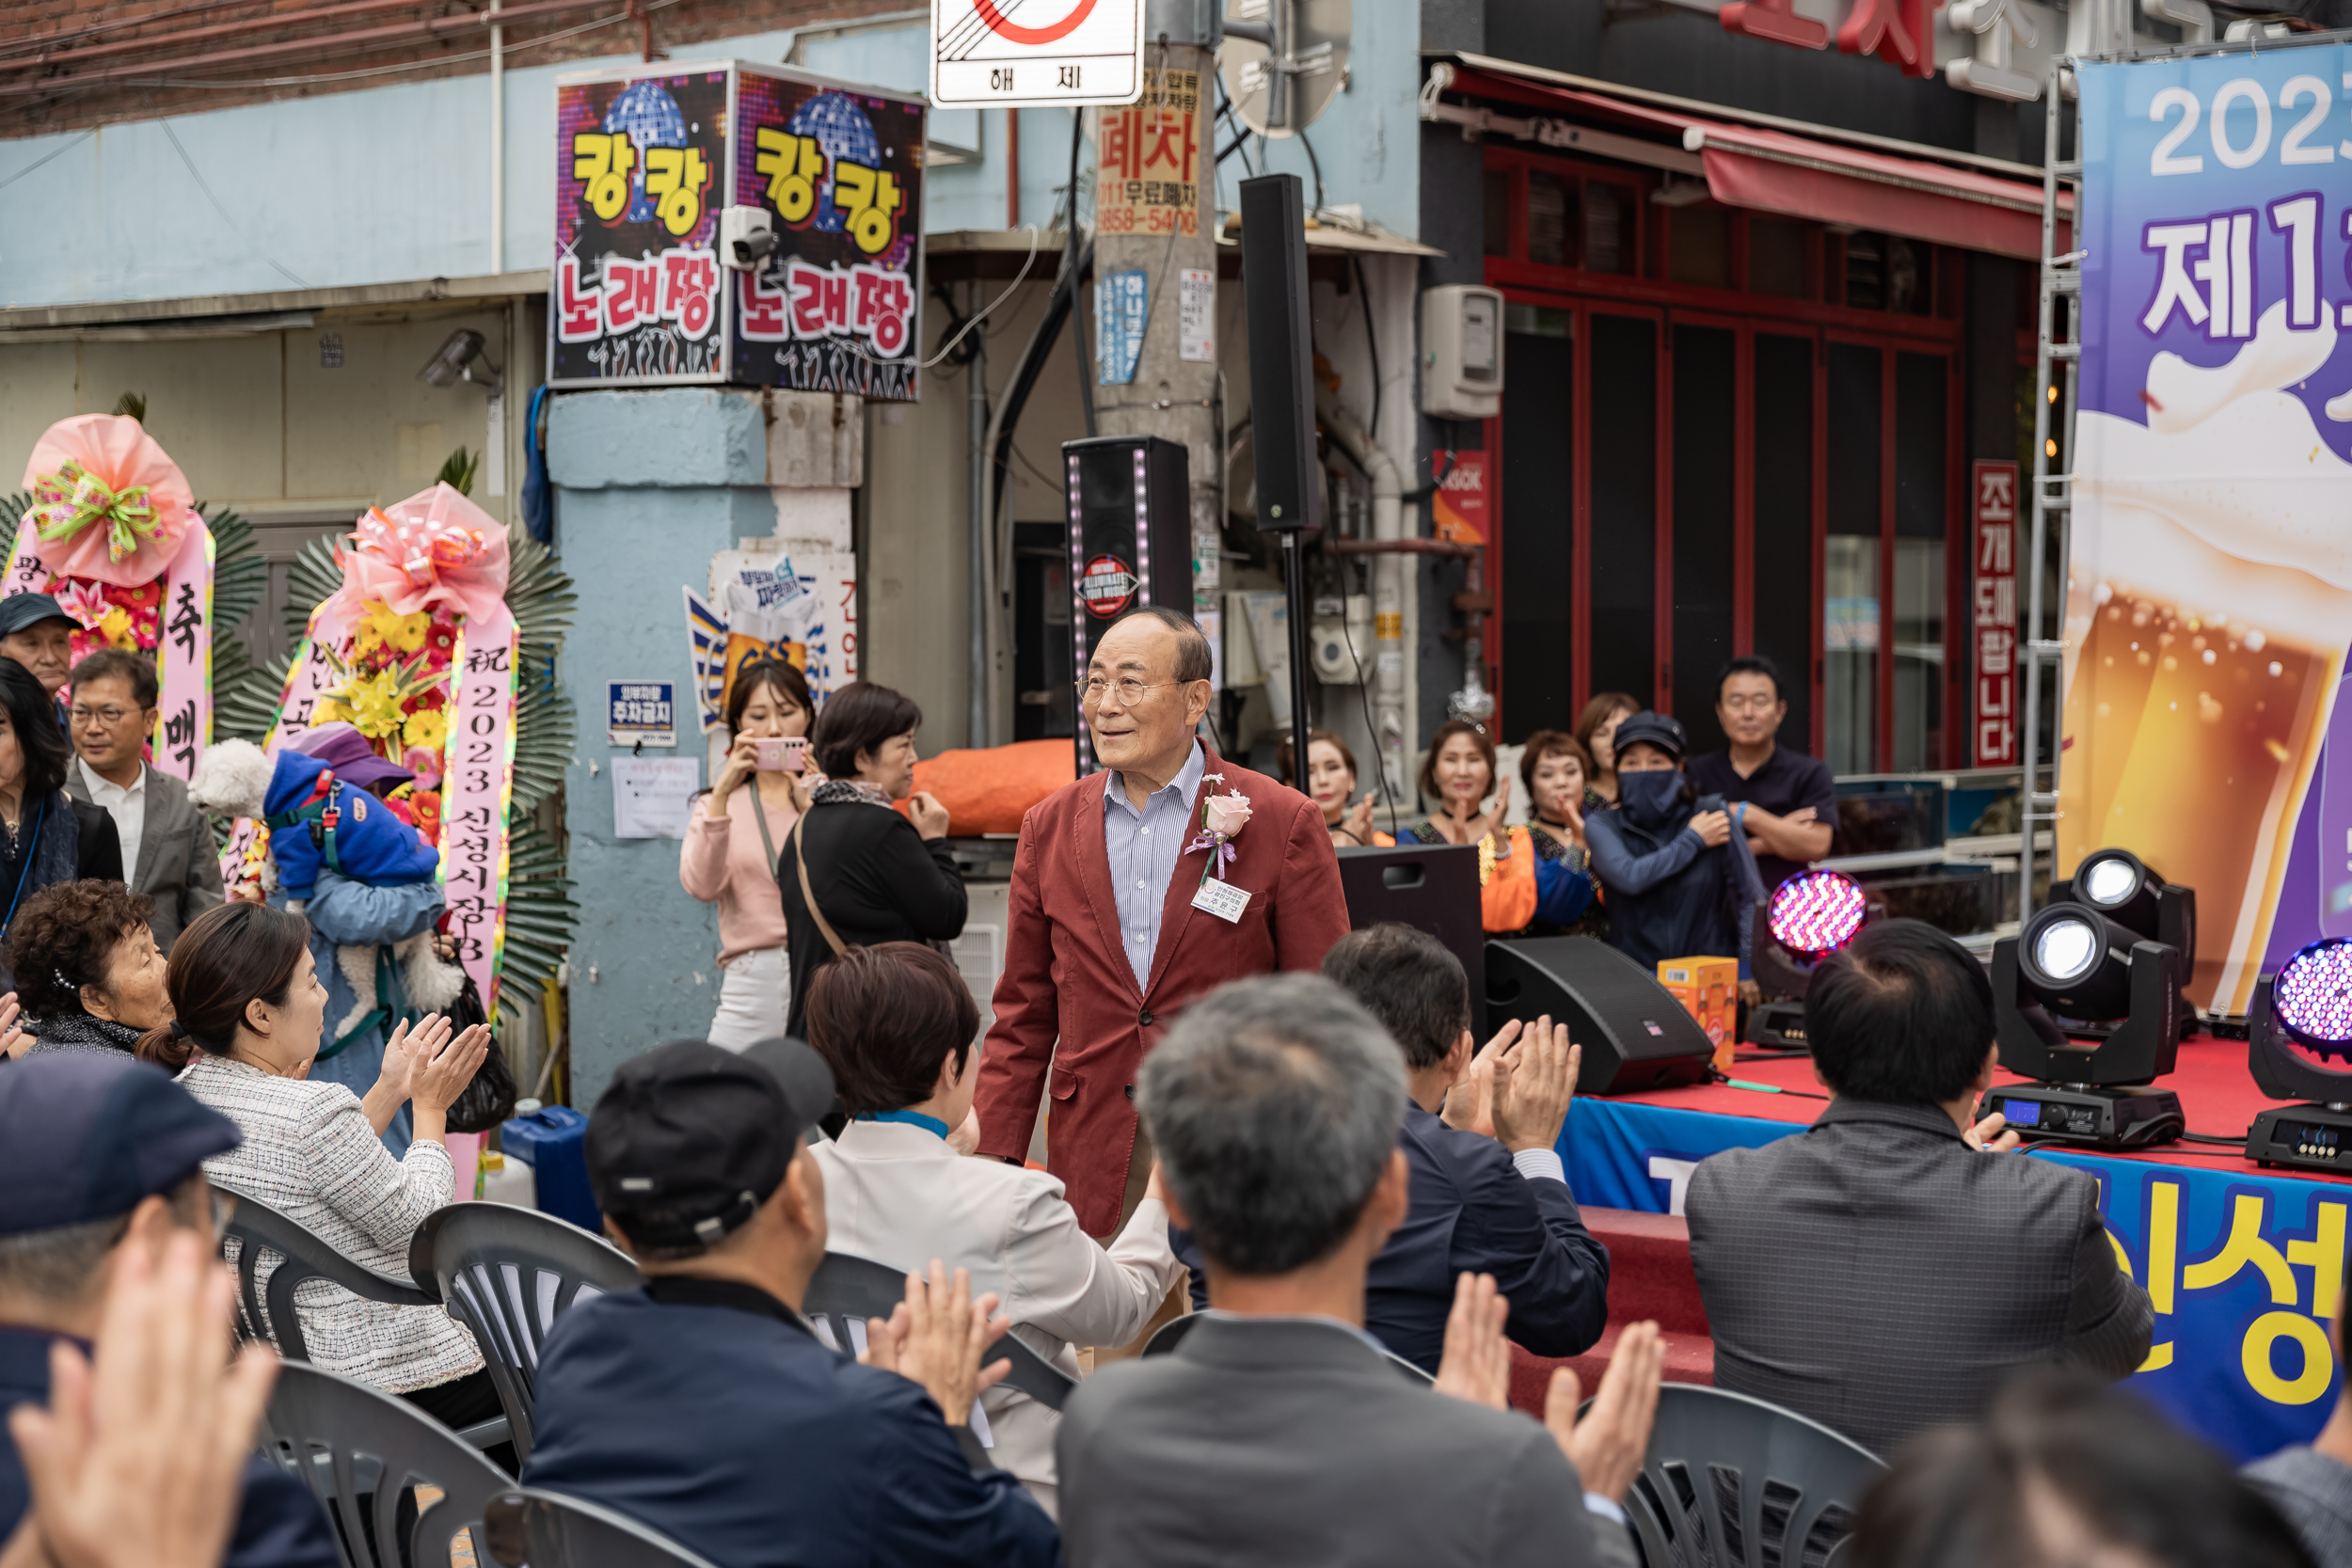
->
xmin=1582 ymin=713 xmax=1761 ymax=974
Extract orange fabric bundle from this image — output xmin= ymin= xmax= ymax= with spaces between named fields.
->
xmin=896 ymin=739 xmax=1079 ymax=836
xmin=1481 ymin=825 xmax=1539 ymax=933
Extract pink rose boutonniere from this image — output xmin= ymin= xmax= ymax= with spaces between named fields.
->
xmin=1187 ymin=773 xmax=1253 ymax=884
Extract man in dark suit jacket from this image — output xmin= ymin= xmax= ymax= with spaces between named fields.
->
xmin=1170 ymin=922 xmax=1611 ymax=1372
xmin=1057 ymin=973 xmax=1661 ymax=1568
xmin=976 ymin=609 xmax=1349 ymax=1236
xmin=63 ymin=650 xmax=222 ymax=951
xmin=1686 ymin=919 xmax=2153 ymax=1457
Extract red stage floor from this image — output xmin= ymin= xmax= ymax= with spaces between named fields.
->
xmin=1606 ymin=1032 xmax=2352 ymax=1182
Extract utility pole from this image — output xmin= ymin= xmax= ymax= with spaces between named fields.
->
xmin=1089 ymin=0 xmax=1223 ymax=671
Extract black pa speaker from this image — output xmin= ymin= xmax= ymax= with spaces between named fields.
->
xmin=1484 ymin=936 xmax=1714 ymax=1096
xmin=1063 ymin=434 xmax=1192 ymax=774
xmin=1238 ymin=173 xmax=1319 ymax=532
xmin=1337 ymin=843 xmax=1484 ymax=1028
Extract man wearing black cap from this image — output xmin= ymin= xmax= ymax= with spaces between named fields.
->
xmin=0 ymin=1053 xmax=340 ymax=1568
xmin=520 ymin=1038 xmax=1060 ymax=1568
xmin=0 ymin=595 xmax=78 ymax=730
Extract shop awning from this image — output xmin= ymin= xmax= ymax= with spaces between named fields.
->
xmin=1431 ymin=57 xmax=2070 ymax=262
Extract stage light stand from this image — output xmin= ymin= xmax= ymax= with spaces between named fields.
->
xmin=2246 ymin=941 xmax=2352 ymax=1171
xmin=1979 ymin=903 xmax=2186 ymax=1149
xmin=1745 ymin=870 xmax=1873 ymax=1050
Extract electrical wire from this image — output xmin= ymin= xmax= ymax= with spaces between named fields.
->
xmin=0 ymin=130 xmax=95 ymax=194
xmin=910 ymin=224 xmax=1040 ymax=371
xmin=130 ymin=0 xmax=687 ymax=90
xmin=2181 ymin=1132 xmax=2249 ymax=1146
xmin=1067 ymin=104 xmax=1096 ymax=438
xmin=1299 ymin=129 xmax=1325 ymax=215
xmin=1351 ymin=253 xmax=1380 ymax=448
xmin=161 ymin=118 xmax=309 ymax=287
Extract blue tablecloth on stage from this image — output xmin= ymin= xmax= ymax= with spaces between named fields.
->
xmin=1563 ymin=1088 xmax=2346 ymax=1461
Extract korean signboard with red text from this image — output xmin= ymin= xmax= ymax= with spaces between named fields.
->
xmin=1971 ymin=458 xmax=2018 ymax=767
xmin=550 ymin=61 xmax=925 ymax=398
xmin=1095 ymin=68 xmax=1201 ymax=239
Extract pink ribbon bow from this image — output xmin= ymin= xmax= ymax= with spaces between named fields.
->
xmin=18 ymin=414 xmax=193 ymax=586
xmin=317 ymin=483 xmax=510 ymax=641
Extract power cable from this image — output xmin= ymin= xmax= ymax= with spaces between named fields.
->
xmin=161 ymin=119 xmax=309 ymax=287
xmin=1067 ymin=105 xmax=1096 ymax=438
xmin=0 ymin=130 xmax=94 ymax=194
xmin=1351 ymin=253 xmax=1380 ymax=451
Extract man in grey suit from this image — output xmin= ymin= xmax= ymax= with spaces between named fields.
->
xmin=62 ymin=651 xmax=222 ymax=952
xmin=1686 ymin=918 xmax=2153 ymax=1458
xmin=1057 ymin=973 xmax=1662 ymax=1568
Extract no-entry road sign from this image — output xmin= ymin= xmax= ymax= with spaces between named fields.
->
xmin=930 ymin=0 xmax=1144 ymax=109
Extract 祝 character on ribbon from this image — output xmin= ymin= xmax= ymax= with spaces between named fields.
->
xmin=10 ymin=415 xmax=214 ymax=779
xmin=221 ymin=483 xmax=520 ymax=1029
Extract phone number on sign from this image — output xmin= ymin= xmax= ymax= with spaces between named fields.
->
xmin=1095 ymin=206 xmax=1199 ymax=237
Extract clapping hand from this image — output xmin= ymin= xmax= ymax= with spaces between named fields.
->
xmin=1547 ymin=1322 xmax=1664 ymax=1504
xmin=410 ymin=1021 xmax=493 ymax=1115
xmin=1340 ymin=792 xmax=1377 ymax=846
xmin=6 ymin=1229 xmax=279 ymax=1568
xmin=857 ymin=1262 xmax=1011 ymax=1427
xmin=0 ymin=991 xmax=23 ymax=1059
xmin=1432 ymin=1273 xmax=1512 ymax=1411
xmin=1446 ymin=776 xmax=1513 ymax=847
xmin=1442 ymin=1019 xmax=1524 ymax=1139
xmin=1490 ymin=1014 xmax=1580 ymax=1155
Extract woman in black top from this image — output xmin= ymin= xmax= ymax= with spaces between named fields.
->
xmin=7 ymin=879 xmax=171 ymax=1056
xmin=775 ymin=681 xmax=965 ymax=1038
xmin=0 ymin=657 xmax=119 ymax=990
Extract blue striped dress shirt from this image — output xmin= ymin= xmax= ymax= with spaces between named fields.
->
xmin=1102 ymin=740 xmax=1208 ymax=991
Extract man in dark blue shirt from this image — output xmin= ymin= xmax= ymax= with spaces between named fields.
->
xmin=0 ymin=1053 xmax=340 ymax=1568
xmin=1684 ymin=654 xmax=1839 ymax=894
xmin=520 ymin=1037 xmax=1060 ymax=1568
xmin=1172 ymin=925 xmax=1610 ymax=1373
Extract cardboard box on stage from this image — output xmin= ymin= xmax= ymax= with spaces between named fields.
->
xmin=1659 ymin=957 xmax=1738 ymax=1074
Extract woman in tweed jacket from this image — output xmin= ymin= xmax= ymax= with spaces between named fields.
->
xmin=145 ymin=901 xmax=499 ymax=1430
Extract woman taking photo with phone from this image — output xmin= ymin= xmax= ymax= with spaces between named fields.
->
xmin=681 ymin=658 xmax=813 ymax=1052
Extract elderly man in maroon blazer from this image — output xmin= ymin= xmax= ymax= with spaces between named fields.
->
xmin=975 ymin=608 xmax=1351 ymax=1237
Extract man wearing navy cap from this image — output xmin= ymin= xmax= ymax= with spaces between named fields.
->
xmin=0 ymin=597 xmax=75 ymax=707
xmin=520 ymin=1037 xmax=1060 ymax=1568
xmin=0 ymin=1053 xmax=340 ymax=1568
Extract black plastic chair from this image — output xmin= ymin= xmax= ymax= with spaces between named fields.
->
xmin=480 ymin=1487 xmax=723 ymax=1568
xmin=1602 ymin=1384 xmax=1886 ymax=1568
xmin=221 ymin=1195 xmax=512 ymax=1453
xmin=405 ymin=1202 xmax=643 ymax=1464
xmin=803 ymin=1250 xmax=1077 ymax=1411
xmin=1140 ymin=1311 xmax=1437 ymax=1386
xmin=259 ymin=1361 xmax=514 ymax=1568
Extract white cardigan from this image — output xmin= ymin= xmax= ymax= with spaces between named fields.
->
xmin=811 ymin=1118 xmax=1180 ymax=1509
xmin=181 ymin=1055 xmax=483 ymax=1394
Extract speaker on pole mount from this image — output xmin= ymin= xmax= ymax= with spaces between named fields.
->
xmin=1484 ymin=937 xmax=1715 ymax=1096
xmin=1063 ymin=434 xmax=1192 ymax=776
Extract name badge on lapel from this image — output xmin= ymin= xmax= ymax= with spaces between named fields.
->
xmin=1191 ymin=879 xmax=1251 ymax=924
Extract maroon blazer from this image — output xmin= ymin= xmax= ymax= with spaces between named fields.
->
xmin=974 ymin=749 xmax=1350 ymax=1234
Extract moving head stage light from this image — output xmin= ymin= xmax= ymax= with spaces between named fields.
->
xmin=2248 ymin=938 xmax=2352 ymax=1172
xmin=1747 ymin=870 xmax=1874 ymax=1049
xmin=1981 ymin=886 xmax=2186 ymax=1149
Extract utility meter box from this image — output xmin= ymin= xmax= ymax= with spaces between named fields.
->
xmin=1420 ymin=285 xmax=1504 ymax=420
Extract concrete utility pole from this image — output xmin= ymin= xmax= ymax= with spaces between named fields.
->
xmin=1089 ymin=0 xmax=1223 ymax=651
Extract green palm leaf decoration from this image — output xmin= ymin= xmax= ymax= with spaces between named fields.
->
xmin=499 ymin=812 xmax=577 ymax=1033
xmin=0 ymin=492 xmax=24 ymax=538
xmin=205 ymin=503 xmax=282 ymax=748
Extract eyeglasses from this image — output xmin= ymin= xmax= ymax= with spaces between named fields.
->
xmin=69 ymin=706 xmax=142 ymax=727
xmin=1076 ymin=677 xmax=1183 ymax=707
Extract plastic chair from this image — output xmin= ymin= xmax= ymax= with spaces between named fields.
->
xmin=480 ymin=1487 xmax=723 ymax=1568
xmin=221 ymin=1195 xmax=512 ymax=1453
xmin=803 ymin=1250 xmax=1077 ymax=1411
xmin=1141 ymin=1312 xmax=1437 ymax=1386
xmin=259 ymin=1361 xmax=514 ymax=1568
xmin=405 ymin=1202 xmax=643 ymax=1464
xmin=1603 ymin=1383 xmax=1886 ymax=1568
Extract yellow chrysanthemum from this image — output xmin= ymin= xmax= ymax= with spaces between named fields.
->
xmin=96 ymin=606 xmax=135 ymax=650
xmin=358 ymin=599 xmax=429 ymax=657
xmin=403 ymin=707 xmax=449 ymax=752
xmin=344 ymin=669 xmax=409 ymax=739
xmin=310 ymin=695 xmax=354 ymax=726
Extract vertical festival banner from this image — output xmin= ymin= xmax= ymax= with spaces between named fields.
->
xmin=2069 ymin=47 xmax=2352 ymax=1011
xmin=731 ymin=65 xmax=927 ymax=401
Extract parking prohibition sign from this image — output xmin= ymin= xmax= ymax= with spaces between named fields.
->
xmin=930 ymin=0 xmax=1144 ymax=108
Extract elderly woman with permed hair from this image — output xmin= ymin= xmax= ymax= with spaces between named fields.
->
xmin=4 ymin=879 xmax=173 ymax=1057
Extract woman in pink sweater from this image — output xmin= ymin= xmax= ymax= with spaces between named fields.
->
xmin=679 ymin=658 xmax=811 ymax=1051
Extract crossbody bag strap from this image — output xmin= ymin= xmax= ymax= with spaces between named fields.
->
xmin=790 ymin=813 xmax=850 ymax=958
xmin=748 ymin=787 xmax=784 ymax=888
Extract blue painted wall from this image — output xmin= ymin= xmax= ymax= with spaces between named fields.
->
xmin=548 ymin=385 xmax=774 ymax=1106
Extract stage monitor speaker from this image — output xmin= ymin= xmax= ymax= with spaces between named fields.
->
xmin=1484 ymin=936 xmax=1714 ymax=1096
xmin=1238 ymin=173 xmax=1319 ymax=532
xmin=1337 ymin=844 xmax=1484 ymax=1026
xmin=1062 ymin=435 xmax=1192 ymax=774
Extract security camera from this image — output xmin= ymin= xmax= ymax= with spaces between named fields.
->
xmin=418 ymin=329 xmax=502 ymax=396
xmin=722 ymin=205 xmax=778 ymax=271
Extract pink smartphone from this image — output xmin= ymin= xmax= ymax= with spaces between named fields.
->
xmin=754 ymin=736 xmax=807 ymax=773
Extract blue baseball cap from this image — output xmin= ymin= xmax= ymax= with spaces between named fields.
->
xmin=0 ymin=594 xmax=72 ymax=638
xmin=0 ymin=1053 xmax=242 ymax=1239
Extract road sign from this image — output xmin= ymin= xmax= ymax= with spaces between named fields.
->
xmin=930 ymin=0 xmax=1144 ymax=109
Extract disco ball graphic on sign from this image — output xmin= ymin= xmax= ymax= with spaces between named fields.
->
xmin=1080 ymin=554 xmax=1138 ymax=617
xmin=790 ymin=92 xmax=880 ymax=239
xmin=606 ymin=79 xmax=689 ymax=225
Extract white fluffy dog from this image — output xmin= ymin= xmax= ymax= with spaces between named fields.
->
xmin=188 ymin=738 xmax=467 ymax=1036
